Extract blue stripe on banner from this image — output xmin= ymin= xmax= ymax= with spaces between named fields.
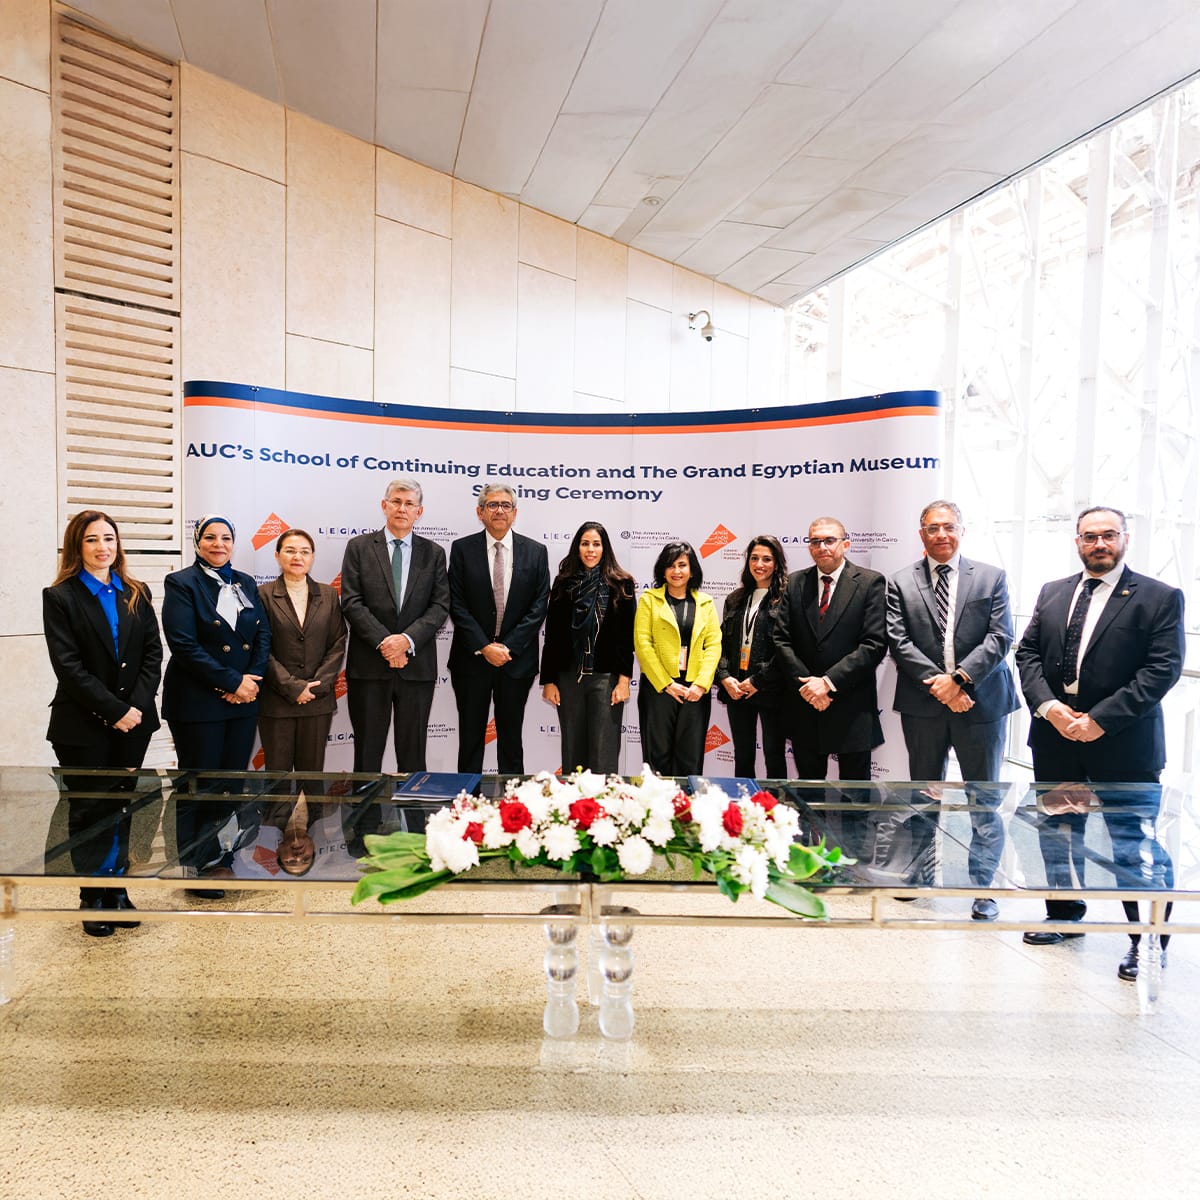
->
xmin=183 ymin=380 xmax=941 ymax=431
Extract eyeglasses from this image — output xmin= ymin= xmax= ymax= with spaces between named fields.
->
xmin=483 ymin=501 xmax=515 ymax=512
xmin=1077 ymin=530 xmax=1124 ymax=545
xmin=807 ymin=536 xmax=844 ymax=549
xmin=922 ymin=523 xmax=961 ymax=535
xmin=385 ymin=498 xmax=421 ymax=509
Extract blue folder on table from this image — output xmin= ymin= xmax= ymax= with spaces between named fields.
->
xmin=395 ymin=772 xmax=482 ymax=799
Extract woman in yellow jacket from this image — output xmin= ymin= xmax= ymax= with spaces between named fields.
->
xmin=634 ymin=541 xmax=722 ymax=776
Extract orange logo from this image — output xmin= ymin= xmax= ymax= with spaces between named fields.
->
xmin=252 ymin=745 xmax=266 ymax=770
xmin=700 ymin=524 xmax=736 ymax=558
xmin=334 ymin=670 xmax=348 ymax=700
xmin=484 ymin=718 xmax=498 ymax=745
xmin=252 ymin=513 xmax=288 ymax=551
xmin=704 ymin=725 xmax=731 ymax=753
xmin=330 ymin=572 xmax=342 ymax=595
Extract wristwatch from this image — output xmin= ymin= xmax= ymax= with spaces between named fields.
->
xmin=951 ymin=668 xmax=974 ymax=695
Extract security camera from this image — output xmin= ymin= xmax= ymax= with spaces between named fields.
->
xmin=688 ymin=310 xmax=716 ymax=342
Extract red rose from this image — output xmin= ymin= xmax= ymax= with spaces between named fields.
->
xmin=750 ymin=790 xmax=778 ymax=812
xmin=499 ymin=800 xmax=533 ymax=833
xmin=672 ymin=793 xmax=692 ymax=823
xmin=463 ymin=822 xmax=485 ymax=844
xmin=722 ymin=802 xmax=744 ymax=837
xmin=569 ymin=797 xmax=602 ymax=829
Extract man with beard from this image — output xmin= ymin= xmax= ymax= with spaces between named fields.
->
xmin=1015 ymin=505 xmax=1185 ymax=980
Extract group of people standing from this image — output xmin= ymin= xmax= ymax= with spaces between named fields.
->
xmin=43 ymin=487 xmax=1185 ymax=982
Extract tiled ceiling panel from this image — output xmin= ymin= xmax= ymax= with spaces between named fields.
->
xmin=60 ymin=0 xmax=1200 ymax=306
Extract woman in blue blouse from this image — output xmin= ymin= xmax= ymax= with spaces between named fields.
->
xmin=43 ymin=510 xmax=163 ymax=936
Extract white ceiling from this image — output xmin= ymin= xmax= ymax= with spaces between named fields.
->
xmin=61 ymin=0 xmax=1200 ymax=306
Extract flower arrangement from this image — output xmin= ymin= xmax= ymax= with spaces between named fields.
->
xmin=351 ymin=767 xmax=843 ymax=917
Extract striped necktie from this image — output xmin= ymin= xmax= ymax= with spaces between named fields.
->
xmin=934 ymin=563 xmax=951 ymax=635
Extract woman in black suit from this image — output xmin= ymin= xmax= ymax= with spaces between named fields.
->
xmin=715 ymin=535 xmax=789 ymax=778
xmin=43 ymin=509 xmax=163 ymax=936
xmin=540 ymin=521 xmax=635 ymax=775
xmin=258 ymin=528 xmax=346 ymax=773
xmin=162 ymin=515 xmax=270 ymax=887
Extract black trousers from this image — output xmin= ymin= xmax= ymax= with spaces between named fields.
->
xmin=169 ymin=715 xmax=258 ymax=871
xmin=452 ymin=668 xmax=535 ymax=775
xmin=555 ymin=671 xmax=623 ymax=775
xmin=347 ymin=676 xmax=435 ymax=773
xmin=724 ymin=700 xmax=787 ymax=778
xmin=638 ymin=683 xmax=710 ymax=777
xmin=52 ymin=729 xmax=152 ymax=903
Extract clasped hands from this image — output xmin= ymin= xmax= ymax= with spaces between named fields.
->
xmin=722 ymin=677 xmax=758 ymax=702
xmin=797 ymin=675 xmax=832 ymax=711
xmin=379 ymin=633 xmax=413 ymax=669
xmin=665 ymin=681 xmax=705 ymax=704
xmin=923 ymin=672 xmax=974 ymax=714
xmin=221 ymin=674 xmax=262 ymax=705
xmin=1045 ymin=700 xmax=1105 ymax=742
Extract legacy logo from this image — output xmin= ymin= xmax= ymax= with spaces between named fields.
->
xmin=700 ymin=524 xmax=736 ymax=557
xmin=252 ymin=512 xmax=289 ymax=550
xmin=704 ymin=725 xmax=732 ymax=753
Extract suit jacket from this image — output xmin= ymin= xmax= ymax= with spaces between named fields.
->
xmin=633 ymin=586 xmax=723 ymax=693
xmin=539 ymin=581 xmax=635 ymax=684
xmin=43 ymin=576 xmax=163 ymax=748
xmin=340 ymin=530 xmax=449 ymax=683
xmin=448 ymin=530 xmax=550 ymax=679
xmin=887 ymin=555 xmax=1019 ymax=724
xmin=772 ymin=561 xmax=887 ymax=753
xmin=1015 ymin=565 xmax=1185 ymax=773
xmin=715 ymin=586 xmax=784 ymax=705
xmin=260 ymin=576 xmax=347 ymax=717
xmin=161 ymin=563 xmax=271 ymax=724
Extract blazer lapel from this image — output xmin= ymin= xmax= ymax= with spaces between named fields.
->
xmin=915 ymin=560 xmax=939 ymax=633
xmin=372 ymin=530 xmax=398 ymax=607
xmin=818 ymin=564 xmax=857 ymax=639
xmin=1082 ymin=567 xmax=1135 ymax=660
xmin=115 ymin=585 xmax=134 ymax=660
xmin=75 ymin=577 xmax=118 ymax=660
xmin=802 ymin=568 xmax=821 ymax=635
xmin=268 ymin=578 xmax=302 ymax=632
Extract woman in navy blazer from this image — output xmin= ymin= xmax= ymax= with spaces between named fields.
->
xmin=162 ymin=515 xmax=270 ymax=886
xmin=43 ymin=509 xmax=163 ymax=936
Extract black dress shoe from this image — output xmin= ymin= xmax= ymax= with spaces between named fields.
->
xmin=1023 ymin=924 xmax=1086 ymax=946
xmin=110 ymin=892 xmax=140 ymax=929
xmin=1117 ymin=945 xmax=1168 ymax=981
xmin=79 ymin=898 xmax=114 ymax=938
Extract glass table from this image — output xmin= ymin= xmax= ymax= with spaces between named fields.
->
xmin=1 ymin=767 xmax=1195 ymax=1030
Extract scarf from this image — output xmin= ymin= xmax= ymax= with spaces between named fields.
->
xmin=569 ymin=566 xmax=609 ymax=679
xmin=196 ymin=558 xmax=253 ymax=628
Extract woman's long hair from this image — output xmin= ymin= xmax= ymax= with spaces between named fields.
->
xmin=52 ymin=509 xmax=150 ymax=613
xmin=651 ymin=541 xmax=703 ymax=593
xmin=551 ymin=521 xmax=634 ymax=602
xmin=727 ymin=535 xmax=788 ymax=611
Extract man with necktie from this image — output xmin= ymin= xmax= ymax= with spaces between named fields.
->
xmin=1015 ymin=505 xmax=1185 ymax=979
xmin=340 ymin=477 xmax=449 ymax=773
xmin=448 ymin=482 xmax=550 ymax=775
xmin=772 ymin=516 xmax=887 ymax=781
xmin=887 ymin=500 xmax=1020 ymax=920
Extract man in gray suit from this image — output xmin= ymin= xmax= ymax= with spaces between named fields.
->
xmin=340 ymin=477 xmax=450 ymax=773
xmin=886 ymin=500 xmax=1019 ymax=919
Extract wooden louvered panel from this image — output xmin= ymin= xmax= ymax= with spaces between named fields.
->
xmin=53 ymin=13 xmax=179 ymax=310
xmin=56 ymin=294 xmax=180 ymax=552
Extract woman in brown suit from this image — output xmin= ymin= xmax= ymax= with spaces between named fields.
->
xmin=258 ymin=529 xmax=347 ymax=772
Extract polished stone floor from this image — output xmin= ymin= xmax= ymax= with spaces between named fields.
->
xmin=1 ymin=886 xmax=1198 ymax=1199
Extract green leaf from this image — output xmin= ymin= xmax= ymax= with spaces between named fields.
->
xmin=764 ymin=879 xmax=827 ymax=919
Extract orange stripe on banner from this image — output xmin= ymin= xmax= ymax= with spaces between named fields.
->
xmin=184 ymin=394 xmax=938 ymax=433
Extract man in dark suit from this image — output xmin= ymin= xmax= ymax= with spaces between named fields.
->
xmin=340 ymin=477 xmax=450 ymax=773
xmin=772 ymin=516 xmax=887 ymax=781
xmin=887 ymin=500 xmax=1020 ymax=919
xmin=1015 ymin=504 xmax=1185 ymax=979
xmin=448 ymin=482 xmax=550 ymax=775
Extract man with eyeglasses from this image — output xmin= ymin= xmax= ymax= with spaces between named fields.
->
xmin=886 ymin=500 xmax=1019 ymax=920
xmin=448 ymin=482 xmax=550 ymax=774
xmin=340 ymin=477 xmax=449 ymax=773
xmin=1015 ymin=505 xmax=1185 ymax=978
xmin=772 ymin=516 xmax=887 ymax=782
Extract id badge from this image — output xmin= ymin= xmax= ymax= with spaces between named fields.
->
xmin=739 ymin=644 xmax=751 ymax=671
xmin=678 ymin=645 xmax=688 ymax=673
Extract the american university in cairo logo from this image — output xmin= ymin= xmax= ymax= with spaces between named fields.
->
xmin=704 ymin=725 xmax=731 ymax=754
xmin=484 ymin=718 xmax=498 ymax=746
xmin=330 ymin=572 xmax=342 ymax=596
xmin=700 ymin=524 xmax=736 ymax=558
xmin=252 ymin=512 xmax=289 ymax=551
xmin=334 ymin=670 xmax=349 ymax=701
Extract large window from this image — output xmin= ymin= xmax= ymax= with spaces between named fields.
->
xmin=787 ymin=81 xmax=1200 ymax=775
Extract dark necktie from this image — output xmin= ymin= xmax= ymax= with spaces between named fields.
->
xmin=933 ymin=563 xmax=951 ymax=635
xmin=818 ymin=574 xmax=833 ymax=619
xmin=391 ymin=538 xmax=404 ymax=611
xmin=1063 ymin=577 xmax=1102 ymax=683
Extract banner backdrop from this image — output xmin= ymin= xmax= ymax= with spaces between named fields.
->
xmin=182 ymin=382 xmax=942 ymax=779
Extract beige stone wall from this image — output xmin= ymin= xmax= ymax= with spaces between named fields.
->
xmin=1 ymin=4 xmax=785 ymax=765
